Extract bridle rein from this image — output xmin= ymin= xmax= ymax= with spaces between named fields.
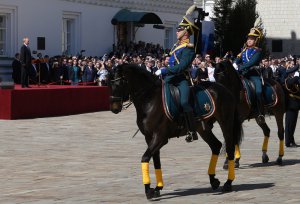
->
xmin=110 ymin=76 xmax=133 ymax=110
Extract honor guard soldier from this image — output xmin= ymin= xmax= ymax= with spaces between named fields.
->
xmin=284 ymin=59 xmax=300 ymax=147
xmin=233 ymin=22 xmax=264 ymax=123
xmin=155 ymin=5 xmax=199 ymax=142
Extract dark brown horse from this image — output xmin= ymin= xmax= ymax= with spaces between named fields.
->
xmin=110 ymin=64 xmax=243 ymax=199
xmin=214 ymin=60 xmax=285 ymax=167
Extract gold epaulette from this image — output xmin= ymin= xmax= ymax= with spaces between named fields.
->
xmin=186 ymin=43 xmax=194 ymax=48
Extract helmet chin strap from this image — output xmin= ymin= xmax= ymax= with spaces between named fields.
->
xmin=177 ymin=29 xmax=188 ymax=43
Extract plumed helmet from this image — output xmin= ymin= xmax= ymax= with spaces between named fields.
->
xmin=177 ymin=5 xmax=199 ymax=35
xmin=247 ymin=18 xmax=264 ymax=46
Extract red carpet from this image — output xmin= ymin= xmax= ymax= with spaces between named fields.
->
xmin=0 ymin=85 xmax=110 ymax=119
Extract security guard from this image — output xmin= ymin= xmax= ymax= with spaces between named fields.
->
xmin=233 ymin=26 xmax=264 ymax=123
xmin=284 ymin=59 xmax=300 ymax=147
xmin=155 ymin=5 xmax=199 ymax=142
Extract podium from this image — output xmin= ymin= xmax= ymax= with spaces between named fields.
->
xmin=32 ymin=58 xmax=47 ymax=86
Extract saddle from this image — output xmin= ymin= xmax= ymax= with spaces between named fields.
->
xmin=241 ymin=78 xmax=278 ymax=109
xmin=162 ymin=81 xmax=215 ymax=121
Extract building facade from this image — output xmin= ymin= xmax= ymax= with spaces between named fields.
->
xmin=256 ymin=0 xmax=300 ymax=57
xmin=0 ymin=0 xmax=193 ymax=57
xmin=201 ymin=0 xmax=300 ymax=57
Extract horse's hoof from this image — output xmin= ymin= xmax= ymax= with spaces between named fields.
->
xmin=223 ymin=159 xmax=229 ymax=170
xmin=153 ymin=186 xmax=162 ymax=198
xmin=153 ymin=189 xmax=160 ymax=198
xmin=210 ymin=177 xmax=221 ymax=190
xmin=222 ymin=180 xmax=233 ymax=192
xmin=262 ymin=154 xmax=269 ymax=163
xmin=185 ymin=135 xmax=193 ymax=143
xmin=146 ymin=188 xmax=155 ymax=200
xmin=276 ymin=157 xmax=283 ymax=165
xmin=235 ymin=159 xmax=240 ymax=168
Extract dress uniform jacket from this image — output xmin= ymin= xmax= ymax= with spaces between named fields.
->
xmin=285 ymin=65 xmax=300 ymax=110
xmin=164 ymin=42 xmax=195 ymax=112
xmin=284 ymin=64 xmax=300 ymax=146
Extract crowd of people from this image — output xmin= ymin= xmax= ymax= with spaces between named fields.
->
xmin=11 ymin=40 xmax=170 ymax=86
xmin=11 ymin=41 xmax=300 ymax=89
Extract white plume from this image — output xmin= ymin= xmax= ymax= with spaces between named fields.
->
xmin=186 ymin=4 xmax=196 ymax=15
xmin=254 ymin=17 xmax=262 ymax=28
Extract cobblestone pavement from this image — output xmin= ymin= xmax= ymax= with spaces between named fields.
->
xmin=0 ymin=106 xmax=300 ymax=203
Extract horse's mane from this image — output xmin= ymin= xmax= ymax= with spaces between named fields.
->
xmin=217 ymin=60 xmax=242 ymax=92
xmin=222 ymin=61 xmax=241 ymax=81
xmin=220 ymin=60 xmax=239 ymax=78
xmin=122 ymin=64 xmax=161 ymax=88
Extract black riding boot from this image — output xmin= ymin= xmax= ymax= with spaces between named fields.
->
xmin=184 ymin=111 xmax=198 ymax=143
xmin=257 ymin=97 xmax=265 ymax=124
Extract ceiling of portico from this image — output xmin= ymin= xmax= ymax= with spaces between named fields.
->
xmin=61 ymin=0 xmax=194 ymax=14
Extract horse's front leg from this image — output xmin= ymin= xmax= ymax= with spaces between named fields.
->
xmin=141 ymin=134 xmax=167 ymax=200
xmin=198 ymin=128 xmax=222 ymax=190
xmin=141 ymin=149 xmax=154 ymax=200
xmin=152 ymin=151 xmax=164 ymax=197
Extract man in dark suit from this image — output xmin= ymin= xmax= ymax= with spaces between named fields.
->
xmin=261 ymin=58 xmax=273 ymax=79
xmin=20 ymin=37 xmax=32 ymax=88
xmin=40 ymin=55 xmax=51 ymax=83
xmin=83 ymin=60 xmax=97 ymax=84
xmin=12 ymin=53 xmax=22 ymax=84
xmin=137 ymin=55 xmax=146 ymax=70
xmin=275 ymin=60 xmax=287 ymax=84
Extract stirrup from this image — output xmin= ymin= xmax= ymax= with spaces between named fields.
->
xmin=185 ymin=131 xmax=198 ymax=143
xmin=257 ymin=115 xmax=265 ymax=124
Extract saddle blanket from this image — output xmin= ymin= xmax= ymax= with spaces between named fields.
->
xmin=242 ymin=78 xmax=278 ymax=108
xmin=162 ymin=81 xmax=215 ymax=121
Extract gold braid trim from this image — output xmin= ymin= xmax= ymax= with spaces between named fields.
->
xmin=169 ymin=42 xmax=189 ymax=65
xmin=289 ymin=93 xmax=300 ymax=100
xmin=285 ymin=78 xmax=300 ymax=94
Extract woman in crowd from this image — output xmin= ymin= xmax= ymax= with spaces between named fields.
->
xmin=69 ymin=59 xmax=81 ymax=86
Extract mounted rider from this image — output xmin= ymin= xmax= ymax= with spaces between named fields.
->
xmin=155 ymin=5 xmax=199 ymax=142
xmin=233 ymin=22 xmax=264 ymax=123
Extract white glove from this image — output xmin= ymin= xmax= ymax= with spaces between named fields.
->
xmin=294 ymin=71 xmax=299 ymax=77
xmin=155 ymin=69 xmax=162 ymax=76
xmin=233 ymin=63 xmax=239 ymax=70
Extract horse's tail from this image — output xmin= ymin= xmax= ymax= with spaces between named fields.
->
xmin=233 ymin=106 xmax=243 ymax=146
xmin=220 ymin=103 xmax=244 ymax=155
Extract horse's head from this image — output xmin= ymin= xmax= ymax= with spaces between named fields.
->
xmin=214 ymin=60 xmax=229 ymax=83
xmin=214 ymin=60 xmax=242 ymax=95
xmin=110 ymin=65 xmax=129 ymax=114
xmin=215 ymin=60 xmax=239 ymax=82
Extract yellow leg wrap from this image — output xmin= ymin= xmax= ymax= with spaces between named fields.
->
xmin=141 ymin=162 xmax=150 ymax=185
xmin=208 ymin=154 xmax=218 ymax=175
xmin=262 ymin=136 xmax=269 ymax=152
xmin=279 ymin=140 xmax=284 ymax=157
xmin=228 ymin=160 xmax=235 ymax=181
xmin=235 ymin=145 xmax=241 ymax=159
xmin=155 ymin=169 xmax=164 ymax=187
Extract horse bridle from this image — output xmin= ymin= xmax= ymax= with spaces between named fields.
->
xmin=214 ymin=70 xmax=225 ymax=77
xmin=110 ymin=76 xmax=133 ymax=110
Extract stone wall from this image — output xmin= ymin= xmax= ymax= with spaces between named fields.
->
xmin=255 ymin=0 xmax=300 ymax=57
